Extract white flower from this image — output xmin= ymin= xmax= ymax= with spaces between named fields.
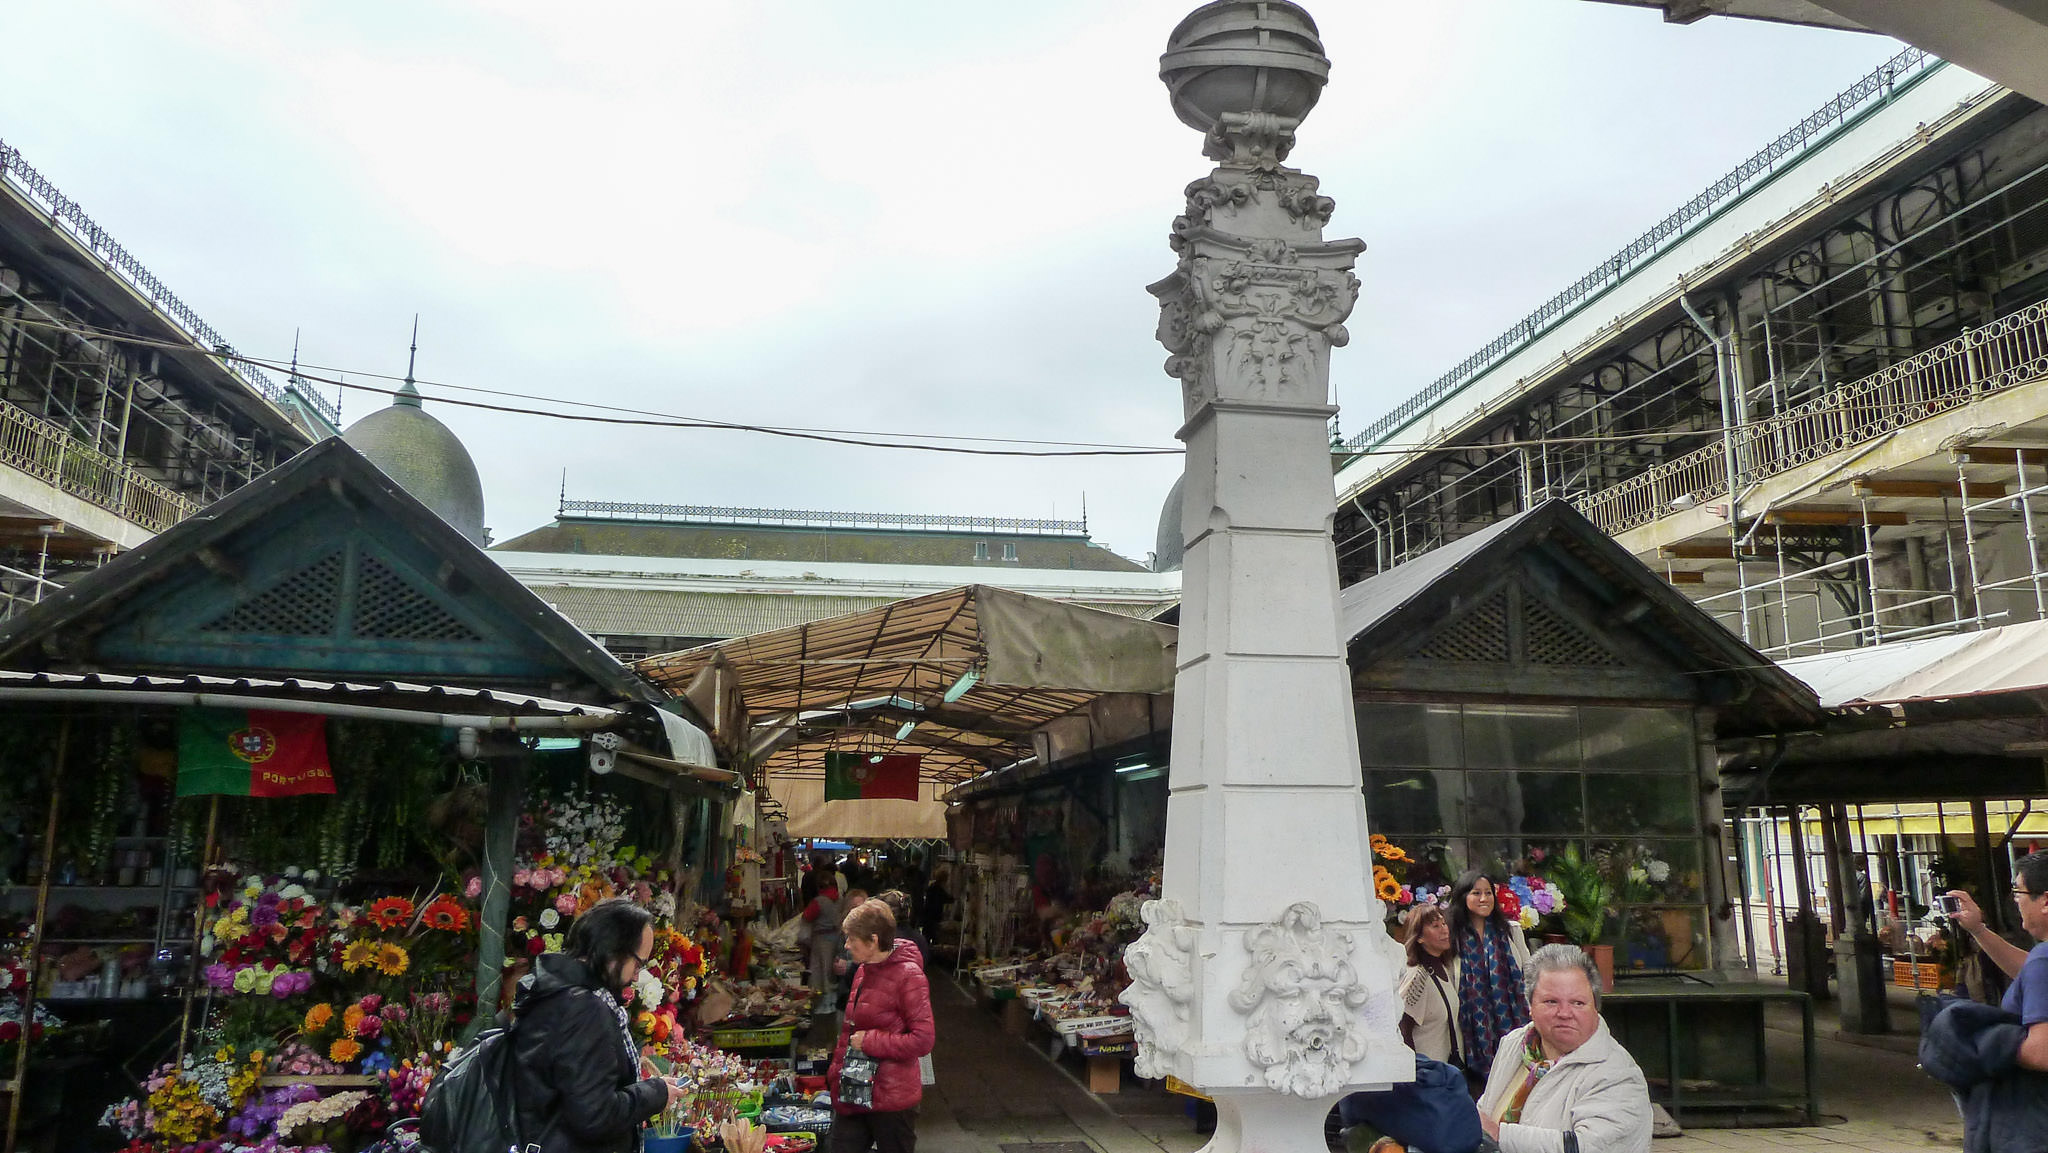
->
xmin=302 ymin=869 xmax=321 ymax=883
xmin=539 ymin=908 xmax=560 ymax=930
xmin=1646 ymin=860 xmax=1672 ymax=884
xmin=279 ymin=884 xmax=308 ymax=901
xmin=635 ymin=968 xmax=665 ymax=1009
xmin=283 ymin=865 xmax=302 ymax=879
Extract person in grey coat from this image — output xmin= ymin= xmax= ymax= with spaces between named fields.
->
xmin=1476 ymin=944 xmax=1651 ymax=1153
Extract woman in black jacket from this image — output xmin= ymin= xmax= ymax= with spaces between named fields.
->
xmin=513 ymin=898 xmax=683 ymax=1153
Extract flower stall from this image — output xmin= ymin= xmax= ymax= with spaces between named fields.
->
xmin=0 ymin=441 xmax=740 ymax=1153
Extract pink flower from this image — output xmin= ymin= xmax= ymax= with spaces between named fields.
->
xmin=513 ymin=869 xmax=533 ymax=889
xmin=359 ymin=993 xmax=384 ymax=1013
xmin=465 ymin=875 xmax=483 ymax=900
xmin=555 ymin=892 xmax=578 ymax=916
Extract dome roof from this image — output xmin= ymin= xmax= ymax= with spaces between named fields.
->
xmin=1153 ymin=474 xmax=1184 ymax=573
xmin=341 ymin=384 xmax=487 ymax=546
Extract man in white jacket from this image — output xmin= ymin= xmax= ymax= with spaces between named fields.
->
xmin=1476 ymin=944 xmax=1652 ymax=1153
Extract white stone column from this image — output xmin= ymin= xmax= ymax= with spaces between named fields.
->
xmin=1121 ymin=4 xmax=1411 ymax=1147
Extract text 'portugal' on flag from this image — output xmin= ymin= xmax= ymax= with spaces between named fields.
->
xmin=176 ymin=708 xmax=337 ymax=798
xmin=822 ymin=751 xmax=921 ymax=802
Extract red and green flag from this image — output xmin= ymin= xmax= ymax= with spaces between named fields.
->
xmin=823 ymin=752 xmax=921 ymax=801
xmin=176 ymin=708 xmax=336 ymax=798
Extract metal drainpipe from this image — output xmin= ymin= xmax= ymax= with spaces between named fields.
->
xmin=1681 ymin=294 xmax=1744 ymax=545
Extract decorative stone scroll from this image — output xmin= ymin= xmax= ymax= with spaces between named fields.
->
xmin=1119 ymin=898 xmax=1199 ymax=1081
xmin=1227 ymin=901 xmax=1371 ymax=1098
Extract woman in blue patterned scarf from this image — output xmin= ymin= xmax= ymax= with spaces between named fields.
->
xmin=1449 ymin=869 xmax=1531 ymax=1087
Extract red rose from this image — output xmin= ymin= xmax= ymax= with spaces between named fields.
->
xmin=0 ymin=1021 xmax=20 ymax=1042
xmin=527 ymin=936 xmax=545 ymax=955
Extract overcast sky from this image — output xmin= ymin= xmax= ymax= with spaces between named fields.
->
xmin=0 ymin=2 xmax=1909 ymax=564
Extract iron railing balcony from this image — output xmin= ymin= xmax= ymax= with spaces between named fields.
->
xmin=0 ymin=137 xmax=341 ymax=428
xmin=0 ymin=397 xmax=198 ymax=534
xmin=1572 ymin=299 xmax=2048 ymax=536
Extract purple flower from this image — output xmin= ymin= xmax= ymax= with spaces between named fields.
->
xmin=204 ymin=963 xmax=234 ymax=991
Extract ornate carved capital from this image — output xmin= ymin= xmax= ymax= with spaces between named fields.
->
xmin=1227 ymin=901 xmax=1371 ymax=1099
xmin=1119 ymin=898 xmax=1199 ymax=1081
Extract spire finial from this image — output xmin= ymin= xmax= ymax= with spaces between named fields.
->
xmin=289 ymin=328 xmax=302 ymax=380
xmin=395 ymin=315 xmax=423 ymax=408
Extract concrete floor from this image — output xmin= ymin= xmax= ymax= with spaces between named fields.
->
xmin=888 ymin=973 xmax=1967 ymax=1153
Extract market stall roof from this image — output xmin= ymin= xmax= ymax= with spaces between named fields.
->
xmin=1339 ymin=499 xmax=1820 ymax=731
xmin=0 ymin=668 xmax=721 ymax=772
xmin=635 ymin=585 xmax=1177 ymax=837
xmin=1777 ymin=618 xmax=2048 ymax=708
xmin=0 ymin=438 xmax=660 ymax=707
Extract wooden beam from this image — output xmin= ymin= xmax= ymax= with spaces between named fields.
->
xmin=1663 ymin=571 xmax=1707 ymax=585
xmin=1764 ymin=508 xmax=1911 ymax=527
xmin=1959 ymin=447 xmax=2048 ymax=467
xmin=1659 ymin=541 xmax=1743 ymax=560
xmin=1853 ymin=479 xmax=2006 ymax=499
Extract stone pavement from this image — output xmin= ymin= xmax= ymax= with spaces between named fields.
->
xmin=900 ymin=973 xmax=1967 ymax=1153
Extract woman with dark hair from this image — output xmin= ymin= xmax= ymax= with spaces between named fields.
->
xmin=876 ymin=890 xmax=930 ymax=972
xmin=512 ymin=897 xmax=683 ymax=1153
xmin=1448 ymin=869 xmax=1531 ymax=1079
xmin=828 ymin=898 xmax=934 ymax=1153
xmin=1397 ymin=904 xmax=1460 ymax=1065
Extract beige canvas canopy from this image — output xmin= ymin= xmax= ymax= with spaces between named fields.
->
xmin=636 ymin=584 xmax=1177 ymax=839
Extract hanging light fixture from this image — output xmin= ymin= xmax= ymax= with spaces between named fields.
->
xmin=942 ymin=665 xmax=981 ymax=703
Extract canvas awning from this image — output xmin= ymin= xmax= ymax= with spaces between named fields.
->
xmin=1779 ymin=618 xmax=2048 ymax=707
xmin=635 ymin=585 xmax=1178 ymax=839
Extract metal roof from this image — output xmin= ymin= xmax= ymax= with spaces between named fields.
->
xmin=0 ymin=669 xmax=617 ymax=715
xmin=531 ymin=584 xmax=1177 ymax=642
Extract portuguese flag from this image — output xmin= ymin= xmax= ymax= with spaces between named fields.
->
xmin=176 ymin=708 xmax=336 ymax=798
xmin=823 ymin=751 xmax=921 ymax=801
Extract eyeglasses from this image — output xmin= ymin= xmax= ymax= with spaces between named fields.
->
xmin=631 ymin=951 xmax=652 ymax=966
xmin=2016 ymin=889 xmax=2041 ymax=902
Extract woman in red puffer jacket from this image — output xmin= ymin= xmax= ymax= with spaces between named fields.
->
xmin=828 ymin=898 xmax=934 ymax=1153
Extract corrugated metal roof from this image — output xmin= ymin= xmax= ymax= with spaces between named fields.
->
xmin=529 ymin=585 xmax=1176 ymax=641
xmin=0 ymin=669 xmax=615 ymax=715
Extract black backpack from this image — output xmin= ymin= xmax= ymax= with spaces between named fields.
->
xmin=420 ymin=1025 xmax=522 ymax=1153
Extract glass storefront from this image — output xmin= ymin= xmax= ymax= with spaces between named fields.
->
xmin=1359 ymin=701 xmax=1710 ymax=971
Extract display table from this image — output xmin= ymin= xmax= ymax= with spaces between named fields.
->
xmin=1602 ymin=976 xmax=1818 ymax=1126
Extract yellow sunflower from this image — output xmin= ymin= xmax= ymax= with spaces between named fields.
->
xmin=341 ymin=939 xmax=379 ymax=973
xmin=377 ymin=942 xmax=410 ymax=976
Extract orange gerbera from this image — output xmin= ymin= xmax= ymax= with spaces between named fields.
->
xmin=342 ymin=1003 xmax=366 ymax=1037
xmin=303 ymin=1002 xmax=334 ymax=1034
xmin=329 ymin=1038 xmax=362 ymax=1063
xmin=421 ymin=895 xmax=471 ymax=932
xmin=341 ymin=940 xmax=379 ymax=973
xmin=365 ymin=896 xmax=415 ymax=932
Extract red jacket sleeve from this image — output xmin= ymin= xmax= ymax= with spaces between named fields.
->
xmin=801 ymin=899 xmax=821 ymax=922
xmin=859 ymin=966 xmax=934 ymax=1061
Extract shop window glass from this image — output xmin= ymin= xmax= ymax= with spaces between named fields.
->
xmin=1594 ymin=839 xmax=1704 ymax=904
xmin=1364 ymin=769 xmax=1460 ymax=835
xmin=1356 ymin=703 xmax=1463 ymax=768
xmin=1618 ymin=906 xmax=1709 ymax=971
xmin=1580 ymin=706 xmax=1694 ymax=772
xmin=1462 ymin=705 xmax=1578 ymax=769
xmin=1464 ymin=772 xmax=1585 ymax=835
xmin=1587 ymin=773 xmax=1697 ymax=835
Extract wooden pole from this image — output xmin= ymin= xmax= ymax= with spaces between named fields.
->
xmin=6 ymin=716 xmax=69 ymax=1153
xmin=173 ymin=794 xmax=221 ymax=1065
